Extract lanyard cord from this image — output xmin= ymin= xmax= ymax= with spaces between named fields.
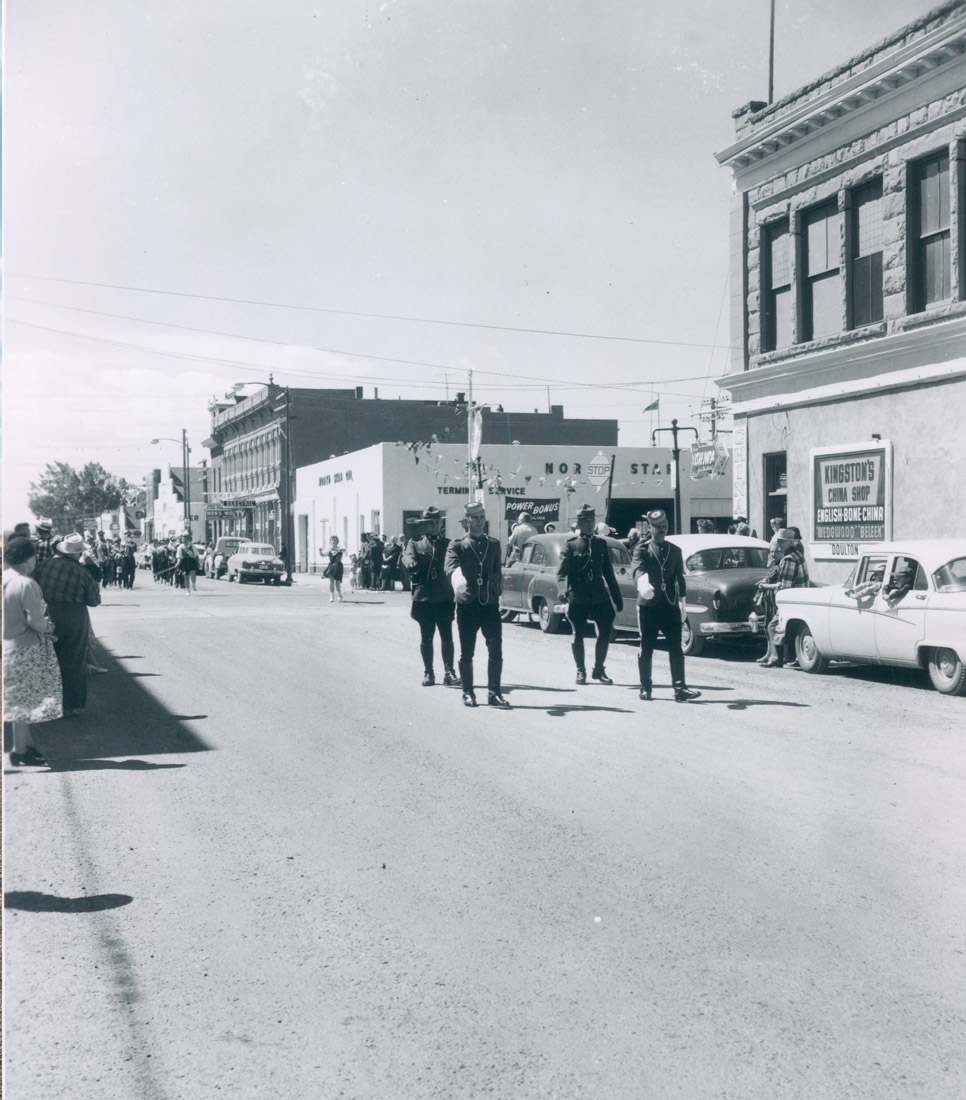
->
xmin=651 ymin=541 xmax=677 ymax=606
xmin=466 ymin=536 xmax=492 ymax=605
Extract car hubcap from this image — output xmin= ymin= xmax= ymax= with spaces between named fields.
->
xmin=937 ymin=648 xmax=958 ymax=678
xmin=801 ymin=634 xmax=816 ymax=661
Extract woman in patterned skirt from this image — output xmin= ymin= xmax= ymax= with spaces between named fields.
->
xmin=3 ymin=536 xmax=63 ymax=766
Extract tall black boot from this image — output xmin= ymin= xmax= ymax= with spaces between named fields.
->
xmin=458 ymin=658 xmax=474 ymax=694
xmin=638 ymin=653 xmax=652 ymax=700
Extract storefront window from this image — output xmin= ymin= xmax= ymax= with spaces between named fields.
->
xmin=763 ymin=451 xmax=787 ymax=534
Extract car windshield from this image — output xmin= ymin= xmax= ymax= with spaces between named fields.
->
xmin=245 ymin=545 xmax=277 ymax=556
xmin=933 ymin=557 xmax=966 ymax=593
xmin=685 ymin=547 xmax=769 ymax=572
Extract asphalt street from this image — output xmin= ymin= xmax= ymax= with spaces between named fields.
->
xmin=4 ymin=572 xmax=965 ymax=1100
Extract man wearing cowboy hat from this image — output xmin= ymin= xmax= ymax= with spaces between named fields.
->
xmin=631 ymin=509 xmax=700 ymax=702
xmin=32 ymin=518 xmax=56 ymax=566
xmin=402 ymin=506 xmax=459 ymax=687
xmin=34 ymin=532 xmax=102 ymax=716
xmin=556 ymin=504 xmax=624 ymax=685
xmin=444 ymin=500 xmax=510 ymax=707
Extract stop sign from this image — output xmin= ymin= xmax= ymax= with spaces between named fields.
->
xmin=586 ymin=453 xmax=612 ymax=486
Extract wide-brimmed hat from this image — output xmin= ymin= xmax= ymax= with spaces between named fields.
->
xmin=56 ymin=533 xmax=86 ymax=556
xmin=576 ymin=504 xmax=596 ymax=521
xmin=463 ymin=501 xmax=486 ymax=519
xmin=35 ymin=518 xmax=53 ymax=531
xmin=420 ymin=506 xmax=443 ymax=520
xmin=776 ymin=528 xmax=797 ymax=542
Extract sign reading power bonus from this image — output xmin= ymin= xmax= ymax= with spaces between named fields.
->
xmin=810 ymin=442 xmax=892 ymax=560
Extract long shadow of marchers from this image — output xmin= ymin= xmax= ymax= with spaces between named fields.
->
xmin=506 ymin=704 xmax=635 ymax=717
xmin=691 ymin=698 xmax=811 ymax=711
xmin=31 ymin=649 xmax=212 ymax=770
xmin=5 ymin=891 xmax=133 ymax=912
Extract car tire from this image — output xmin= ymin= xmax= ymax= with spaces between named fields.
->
xmin=536 ymin=598 xmax=563 ymax=634
xmin=926 ymin=648 xmax=966 ymax=696
xmin=794 ymin=625 xmax=828 ymax=674
xmin=499 ymin=608 xmax=518 ymax=622
xmin=228 ymin=572 xmax=235 ymax=582
xmin=680 ymin=618 xmax=705 ymax=658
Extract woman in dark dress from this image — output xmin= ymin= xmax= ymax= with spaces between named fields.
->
xmin=323 ymin=536 xmax=344 ymax=602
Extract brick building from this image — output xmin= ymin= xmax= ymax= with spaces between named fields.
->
xmin=203 ymin=383 xmax=618 ymax=555
xmin=715 ymin=1 xmax=966 ymax=581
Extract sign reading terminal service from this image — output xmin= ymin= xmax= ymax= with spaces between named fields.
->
xmin=809 ymin=441 xmax=892 ymax=561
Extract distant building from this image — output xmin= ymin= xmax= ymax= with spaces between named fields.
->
xmin=292 ymin=442 xmax=733 ymax=573
xmin=152 ymin=466 xmax=207 ymax=542
xmin=203 ymin=384 xmax=619 ymax=552
xmin=715 ymin=1 xmax=966 ymax=581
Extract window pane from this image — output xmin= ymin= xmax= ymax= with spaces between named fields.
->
xmin=854 ymin=180 xmax=883 ymax=257
xmin=919 ymin=155 xmax=950 ymax=236
xmin=852 ymin=253 xmax=883 ymax=326
xmin=805 ymin=205 xmax=840 ymax=276
xmin=773 ymin=285 xmax=792 ymax=348
xmin=809 ymin=270 xmax=841 ymax=338
xmin=769 ymin=224 xmax=790 ymax=290
xmin=923 ymin=234 xmax=951 ymax=304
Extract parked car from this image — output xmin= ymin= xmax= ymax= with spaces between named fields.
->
xmin=776 ymin=539 xmax=966 ymax=695
xmin=210 ymin=536 xmax=253 ymax=579
xmin=500 ymin=532 xmax=637 ymax=634
xmin=500 ymin=532 xmax=771 ymax=656
xmin=226 ymin=543 xmax=286 ymax=584
xmin=669 ymin=534 xmax=773 ymax=656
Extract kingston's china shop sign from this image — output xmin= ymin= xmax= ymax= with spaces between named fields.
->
xmin=810 ymin=441 xmax=893 ymax=561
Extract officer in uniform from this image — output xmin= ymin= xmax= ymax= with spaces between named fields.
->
xmin=631 ymin=509 xmax=701 ymax=702
xmin=556 ymin=504 xmax=624 ymax=685
xmin=444 ymin=501 xmax=510 ymax=707
xmin=402 ymin=507 xmax=459 ymax=687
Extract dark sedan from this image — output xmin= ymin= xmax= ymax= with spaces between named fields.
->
xmin=500 ymin=532 xmax=771 ymax=656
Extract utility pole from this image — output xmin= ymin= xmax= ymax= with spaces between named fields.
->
xmin=182 ymin=428 xmax=191 ymax=538
xmin=652 ymin=418 xmax=698 ymax=535
xmin=768 ymin=0 xmax=776 ymax=103
xmin=467 ymin=369 xmax=474 ymax=499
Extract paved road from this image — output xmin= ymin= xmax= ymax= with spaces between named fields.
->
xmin=5 ymin=573 xmax=965 ymax=1099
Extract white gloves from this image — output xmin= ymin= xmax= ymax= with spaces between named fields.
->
xmin=636 ymin=575 xmax=655 ymax=601
xmin=450 ymin=567 xmax=467 ymax=596
xmin=679 ymin=598 xmax=687 ymax=623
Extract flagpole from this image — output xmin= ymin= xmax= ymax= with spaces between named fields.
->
xmin=467 ymin=369 xmax=474 ymax=500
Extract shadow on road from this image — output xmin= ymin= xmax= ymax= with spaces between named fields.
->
xmin=506 ymin=703 xmax=636 ymax=717
xmin=691 ymin=698 xmax=811 ymax=710
xmin=16 ymin=648 xmax=213 ymax=769
xmin=4 ymin=891 xmax=134 ymax=913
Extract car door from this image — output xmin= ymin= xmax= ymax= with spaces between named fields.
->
xmin=608 ymin=544 xmax=638 ymax=631
xmin=828 ymin=553 xmax=886 ymax=658
xmin=874 ymin=556 xmax=928 ymax=665
xmin=501 ymin=542 xmax=532 ymax=610
xmin=525 ymin=540 xmax=555 ymax=610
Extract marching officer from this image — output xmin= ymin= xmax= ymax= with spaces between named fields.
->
xmin=402 ymin=507 xmax=459 ymax=687
xmin=631 ymin=509 xmax=700 ymax=702
xmin=556 ymin=504 xmax=624 ymax=685
xmin=444 ymin=501 xmax=510 ymax=708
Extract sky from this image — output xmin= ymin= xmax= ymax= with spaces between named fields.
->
xmin=2 ymin=0 xmax=939 ymax=523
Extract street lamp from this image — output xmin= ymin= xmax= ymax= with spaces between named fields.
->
xmin=651 ymin=418 xmax=698 ymax=535
xmin=152 ymin=429 xmax=192 ymax=537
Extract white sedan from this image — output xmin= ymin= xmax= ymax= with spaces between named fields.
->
xmin=226 ymin=543 xmax=286 ymax=585
xmin=776 ymin=539 xmax=966 ymax=695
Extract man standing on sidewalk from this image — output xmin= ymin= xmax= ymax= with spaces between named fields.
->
xmin=556 ymin=504 xmax=624 ymax=685
xmin=444 ymin=501 xmax=510 ymax=708
xmin=402 ymin=507 xmax=459 ymax=688
xmin=34 ymin=533 xmax=102 ymax=717
xmin=631 ymin=509 xmax=700 ymax=703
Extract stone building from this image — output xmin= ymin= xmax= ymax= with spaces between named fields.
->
xmin=203 ymin=383 xmax=618 ymax=555
xmin=715 ymin=1 xmax=966 ymax=581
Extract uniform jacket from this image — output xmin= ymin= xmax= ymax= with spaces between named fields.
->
xmin=444 ymin=535 xmax=502 ymax=606
xmin=403 ymin=535 xmax=454 ymax=603
xmin=556 ymin=533 xmax=624 ymax=609
xmin=631 ymin=538 xmax=686 ymax=607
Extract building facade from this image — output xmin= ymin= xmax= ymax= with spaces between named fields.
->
xmin=293 ymin=442 xmax=733 ymax=573
xmin=151 ymin=466 xmax=207 ymax=543
xmin=715 ymin=1 xmax=966 ymax=581
xmin=203 ymin=383 xmax=619 ymax=557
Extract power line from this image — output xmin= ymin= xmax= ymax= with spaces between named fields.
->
xmin=8 ymin=317 xmax=721 ymax=394
xmin=11 ymin=272 xmax=740 ymax=351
